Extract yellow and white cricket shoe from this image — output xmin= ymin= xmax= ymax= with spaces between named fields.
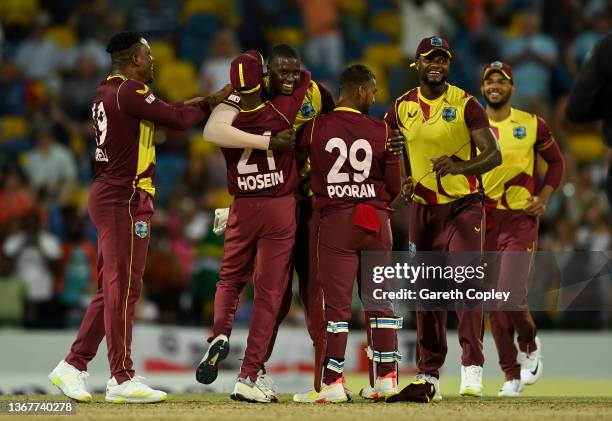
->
xmin=231 ymin=377 xmax=272 ymax=403
xmin=519 ymin=336 xmax=542 ymax=385
xmin=48 ymin=360 xmax=92 ymax=403
xmin=460 ymin=365 xmax=483 ymax=397
xmin=497 ymin=379 xmax=524 ymax=397
xmin=359 ymin=372 xmax=398 ymax=400
xmin=293 ymin=377 xmax=350 ymax=403
xmin=415 ymin=373 xmax=442 ymax=401
xmin=105 ymin=376 xmax=167 ymax=403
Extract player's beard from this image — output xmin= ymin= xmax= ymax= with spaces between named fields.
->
xmin=486 ymin=92 xmax=511 ymax=110
xmin=422 ymin=73 xmax=447 ymax=87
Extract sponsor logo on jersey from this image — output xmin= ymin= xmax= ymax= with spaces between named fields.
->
xmin=145 ymin=93 xmax=156 ymax=104
xmin=300 ymin=102 xmax=315 ymax=118
xmin=442 ymin=107 xmax=456 ymax=122
xmin=135 ymin=221 xmax=149 ymax=238
xmin=513 ymin=126 xmax=527 ymax=139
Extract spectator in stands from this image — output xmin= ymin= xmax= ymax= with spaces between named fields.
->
xmin=399 ymin=0 xmax=455 ymax=61
xmin=3 ymin=211 xmax=63 ymax=328
xmin=59 ymin=207 xmax=96 ymax=328
xmin=0 ymin=58 xmax=28 ymax=116
xmin=68 ymin=0 xmax=121 ymax=44
xmin=566 ymin=4 xmax=611 ymax=76
xmin=144 ymin=225 xmax=182 ymax=323
xmin=61 ymin=54 xmax=106 ymax=120
xmin=14 ymin=13 xmax=62 ymax=82
xmin=23 ymin=122 xmax=77 ymax=203
xmin=299 ymin=0 xmax=343 ymax=74
xmin=503 ymin=8 xmax=557 ymax=116
xmin=62 ymin=38 xmax=111 ymax=74
xmin=199 ymin=29 xmax=239 ymax=96
xmin=565 ymin=162 xmax=609 ymax=227
xmin=0 ymin=166 xmax=35 ymax=236
xmin=0 ymin=255 xmax=27 ymax=327
xmin=130 ymin=0 xmax=179 ymax=42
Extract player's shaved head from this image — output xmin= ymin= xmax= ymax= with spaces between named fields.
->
xmin=338 ymin=64 xmax=377 ymax=114
xmin=339 ymin=64 xmax=375 ymax=93
xmin=106 ymin=31 xmax=154 ymax=83
xmin=267 ymin=44 xmax=301 ymax=96
xmin=106 ymin=31 xmax=146 ymax=69
xmin=269 ymin=44 xmax=300 ymax=64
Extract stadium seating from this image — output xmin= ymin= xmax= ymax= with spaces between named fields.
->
xmin=155 ymin=60 xmax=200 ymax=103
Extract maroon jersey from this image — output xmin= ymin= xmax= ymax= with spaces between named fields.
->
xmin=92 ymin=74 xmax=206 ymax=196
xmin=221 ymin=94 xmax=298 ymax=197
xmin=301 ymin=107 xmax=398 ymax=211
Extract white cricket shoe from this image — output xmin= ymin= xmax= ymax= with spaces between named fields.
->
xmin=105 ymin=376 xmax=167 ymax=403
xmin=256 ymin=369 xmax=278 ymax=402
xmin=360 ymin=372 xmax=398 ymax=400
xmin=231 ymin=376 xmax=272 ymax=403
xmin=196 ymin=334 xmax=230 ymax=384
xmin=518 ymin=336 xmax=542 ymax=385
xmin=460 ymin=365 xmax=483 ymax=397
xmin=415 ymin=373 xmax=442 ymax=402
xmin=497 ymin=379 xmax=524 ymax=397
xmin=48 ymin=360 xmax=92 ymax=403
xmin=293 ymin=377 xmax=350 ymax=403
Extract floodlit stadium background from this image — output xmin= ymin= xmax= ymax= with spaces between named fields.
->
xmin=0 ymin=0 xmax=610 ymax=395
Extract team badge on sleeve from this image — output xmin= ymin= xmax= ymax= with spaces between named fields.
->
xmin=135 ymin=221 xmax=149 ymax=238
xmin=513 ymin=126 xmax=527 ymax=139
xmin=442 ymin=107 xmax=457 ymax=122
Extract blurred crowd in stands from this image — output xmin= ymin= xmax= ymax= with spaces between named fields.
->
xmin=0 ymin=0 xmax=610 ymax=330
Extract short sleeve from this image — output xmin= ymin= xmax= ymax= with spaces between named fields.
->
xmin=464 ymin=97 xmax=489 ymax=131
xmin=384 ymin=101 xmax=399 ymax=131
xmin=316 ymin=81 xmax=336 ymax=113
xmin=222 ymin=91 xmax=242 ymax=110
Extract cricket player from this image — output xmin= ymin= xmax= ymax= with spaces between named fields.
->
xmin=48 ymin=31 xmax=208 ymax=403
xmin=292 ymin=64 xmax=404 ymax=403
xmin=197 ymin=44 xmax=334 ymax=393
xmin=199 ymin=52 xmax=309 ymax=403
xmin=481 ymin=61 xmax=564 ymax=397
xmin=385 ymin=36 xmax=501 ymax=399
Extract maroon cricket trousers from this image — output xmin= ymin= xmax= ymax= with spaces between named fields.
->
xmin=66 ymin=181 xmax=153 ymax=383
xmin=485 ymin=208 xmax=538 ymax=380
xmin=409 ymin=194 xmax=485 ymax=378
xmin=212 ymin=194 xmax=296 ymax=381
xmin=314 ymin=206 xmax=397 ymax=384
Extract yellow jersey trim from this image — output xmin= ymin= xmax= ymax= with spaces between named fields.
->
xmin=334 ymin=106 xmax=361 ymax=114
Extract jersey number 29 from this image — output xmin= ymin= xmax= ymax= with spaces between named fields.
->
xmin=326 ymin=137 xmax=372 ymax=183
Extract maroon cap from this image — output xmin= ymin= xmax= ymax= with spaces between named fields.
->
xmin=244 ymin=49 xmax=265 ymax=67
xmin=415 ymin=36 xmax=452 ymax=59
xmin=230 ymin=53 xmax=263 ymax=93
xmin=483 ymin=61 xmax=513 ymax=81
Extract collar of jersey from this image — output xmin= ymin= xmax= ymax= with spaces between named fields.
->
xmin=417 ymin=85 xmax=448 ymax=105
xmin=334 ymin=106 xmax=361 ymax=114
xmin=240 ymin=102 xmax=267 ymax=112
xmin=490 ymin=107 xmax=516 ymax=125
xmin=107 ymin=73 xmax=128 ymax=81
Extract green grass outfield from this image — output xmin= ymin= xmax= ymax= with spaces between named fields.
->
xmin=3 ymin=376 xmax=612 ymax=421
